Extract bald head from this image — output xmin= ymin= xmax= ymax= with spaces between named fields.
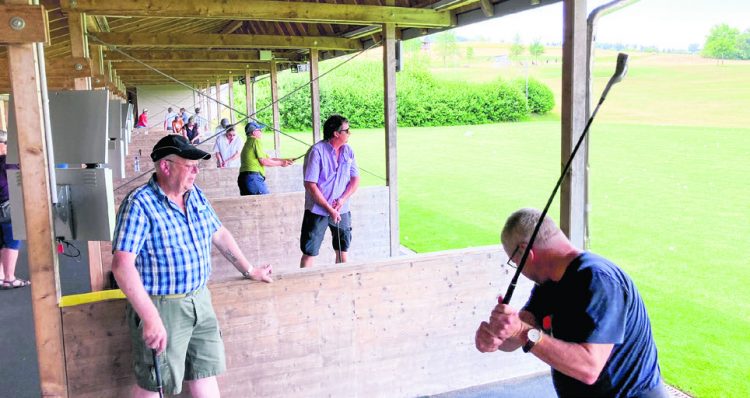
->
xmin=501 ymin=208 xmax=561 ymax=251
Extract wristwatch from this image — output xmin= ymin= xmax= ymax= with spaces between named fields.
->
xmin=522 ymin=328 xmax=543 ymax=353
xmin=241 ymin=269 xmax=252 ymax=279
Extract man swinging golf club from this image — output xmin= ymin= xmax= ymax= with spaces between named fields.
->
xmin=475 ymin=208 xmax=668 ymax=398
xmin=112 ymin=135 xmax=273 ymax=397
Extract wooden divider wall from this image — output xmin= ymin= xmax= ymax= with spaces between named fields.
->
xmin=61 ymin=246 xmax=546 ymax=397
xmin=114 ymin=164 xmax=305 ymax=204
xmin=209 ymin=185 xmax=390 ymax=280
xmin=102 ymin=186 xmax=392 ymax=282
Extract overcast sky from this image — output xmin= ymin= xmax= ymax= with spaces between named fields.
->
xmin=455 ymin=0 xmax=750 ymax=50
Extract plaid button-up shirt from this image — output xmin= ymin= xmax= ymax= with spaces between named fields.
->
xmin=112 ymin=175 xmax=221 ymax=295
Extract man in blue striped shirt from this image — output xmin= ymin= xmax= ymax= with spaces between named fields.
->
xmin=112 ymin=134 xmax=272 ymax=397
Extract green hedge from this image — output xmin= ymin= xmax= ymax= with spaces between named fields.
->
xmin=512 ymin=77 xmax=555 ymax=114
xmin=237 ymin=61 xmax=554 ymax=131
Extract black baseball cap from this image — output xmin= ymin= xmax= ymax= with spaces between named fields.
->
xmin=150 ymin=135 xmax=211 ymax=161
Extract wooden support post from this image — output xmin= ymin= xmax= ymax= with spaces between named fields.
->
xmin=309 ymin=49 xmax=321 ymax=143
xmin=91 ymin=45 xmax=104 ymax=75
xmin=202 ymin=85 xmax=209 ymax=127
xmin=560 ymin=0 xmax=587 ymax=248
xmin=192 ymin=84 xmax=197 ymax=112
xmin=270 ymin=61 xmax=281 ymax=153
xmin=383 ymin=23 xmax=399 ymax=256
xmin=0 ymin=98 xmax=7 ymax=131
xmin=67 ymin=12 xmax=91 ymax=90
xmin=68 ymin=12 xmax=103 ymax=288
xmin=204 ymin=83 xmax=211 ymax=125
xmin=90 ymin=45 xmax=106 ymax=89
xmin=6 ymin=17 xmax=68 ymax=397
xmin=228 ymin=75 xmax=235 ymax=124
xmin=215 ymin=78 xmax=221 ymax=121
xmin=245 ymin=70 xmax=255 ymax=119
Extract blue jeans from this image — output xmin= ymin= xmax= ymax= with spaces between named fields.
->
xmin=237 ymin=172 xmax=269 ymax=196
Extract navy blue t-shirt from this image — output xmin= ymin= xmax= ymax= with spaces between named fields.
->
xmin=523 ymin=252 xmax=660 ymax=398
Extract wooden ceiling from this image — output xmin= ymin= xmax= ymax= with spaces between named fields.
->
xmin=1 ymin=0 xmax=560 ymax=92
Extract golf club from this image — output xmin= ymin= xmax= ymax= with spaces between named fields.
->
xmin=501 ymin=53 xmax=629 ymax=305
xmin=152 ymin=349 xmax=164 ymax=398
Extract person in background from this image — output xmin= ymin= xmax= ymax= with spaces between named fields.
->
xmin=213 ymin=126 xmax=243 ymax=168
xmin=184 ymin=116 xmax=201 ymax=144
xmin=164 ymin=107 xmax=176 ymax=132
xmin=180 ymin=107 xmax=189 ymax=124
xmin=237 ymin=121 xmax=293 ymax=196
xmin=0 ymin=130 xmax=28 ymax=290
xmin=171 ymin=115 xmax=184 ymax=137
xmin=194 ymin=107 xmax=208 ymax=134
xmin=112 ymin=134 xmax=273 ymax=397
xmin=299 ymin=114 xmax=359 ymax=268
xmin=474 ymin=208 xmax=667 ymax=398
xmin=214 ymin=118 xmax=231 ymax=136
xmin=135 ymin=109 xmax=148 ymax=129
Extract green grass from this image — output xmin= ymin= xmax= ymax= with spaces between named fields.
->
xmin=259 ymin=50 xmax=750 ymax=397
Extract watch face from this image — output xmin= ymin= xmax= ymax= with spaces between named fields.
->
xmin=528 ymin=328 xmax=543 ymax=343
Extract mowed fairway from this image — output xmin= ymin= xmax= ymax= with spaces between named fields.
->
xmin=266 ymin=51 xmax=750 ymax=397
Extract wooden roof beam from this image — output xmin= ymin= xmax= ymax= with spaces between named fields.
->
xmin=61 ymin=0 xmax=454 ymax=28
xmin=111 ymin=61 xmax=272 ymax=71
xmin=0 ymin=4 xmax=50 ymax=45
xmin=220 ymin=20 xmax=244 ymax=34
xmin=89 ymin=32 xmax=362 ymax=51
xmin=102 ymin=50 xmax=301 ymax=62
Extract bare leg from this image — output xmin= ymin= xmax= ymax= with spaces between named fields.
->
xmin=131 ymin=385 xmax=159 ymax=398
xmin=1 ymin=248 xmax=19 ymax=281
xmin=187 ymin=376 xmax=220 ymax=398
xmin=300 ymin=254 xmax=315 ymax=268
xmin=335 ymin=251 xmax=348 ymax=263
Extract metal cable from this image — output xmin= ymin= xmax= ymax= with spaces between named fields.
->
xmin=97 ymin=38 xmax=389 ymax=191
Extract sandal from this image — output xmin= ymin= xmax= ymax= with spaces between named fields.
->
xmin=1 ymin=279 xmax=31 ymax=289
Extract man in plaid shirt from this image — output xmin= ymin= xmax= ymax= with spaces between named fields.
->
xmin=112 ymin=134 xmax=272 ymax=397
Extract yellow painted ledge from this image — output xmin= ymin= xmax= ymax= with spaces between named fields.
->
xmin=59 ymin=289 xmax=126 ymax=308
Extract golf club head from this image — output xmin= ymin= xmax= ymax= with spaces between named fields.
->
xmin=600 ymin=52 xmax=629 ymax=102
xmin=610 ymin=52 xmax=629 ymax=84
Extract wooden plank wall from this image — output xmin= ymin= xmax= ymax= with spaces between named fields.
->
xmin=115 ymin=131 xmax=304 ymax=202
xmin=115 ymin=162 xmax=305 ymax=204
xmin=209 ymin=186 xmax=391 ymax=281
xmin=101 ymin=186 xmax=391 ymax=283
xmin=61 ymin=246 xmax=546 ymax=398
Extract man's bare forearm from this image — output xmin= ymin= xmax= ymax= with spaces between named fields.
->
xmin=112 ymin=251 xmax=159 ymax=321
xmin=531 ymin=334 xmax=613 ymax=385
xmin=339 ymin=176 xmax=360 ymax=202
xmin=212 ymin=226 xmax=252 ymax=273
xmin=304 ymin=182 xmax=335 ymax=213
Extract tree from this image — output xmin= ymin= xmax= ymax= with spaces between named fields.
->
xmin=738 ymin=29 xmax=750 ymax=60
xmin=435 ymin=31 xmax=458 ymax=66
xmin=528 ymin=39 xmax=544 ymax=63
xmin=702 ymin=23 xmax=740 ymax=62
xmin=402 ymin=37 xmax=430 ymax=66
xmin=510 ymin=34 xmax=524 ymax=60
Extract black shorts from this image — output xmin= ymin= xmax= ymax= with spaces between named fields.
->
xmin=299 ymin=210 xmax=352 ymax=256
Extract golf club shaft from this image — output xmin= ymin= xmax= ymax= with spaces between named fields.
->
xmin=502 ymin=53 xmax=628 ymax=305
xmin=152 ymin=349 xmax=164 ymax=398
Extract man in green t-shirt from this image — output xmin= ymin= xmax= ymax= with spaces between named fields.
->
xmin=238 ymin=121 xmax=294 ymax=195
